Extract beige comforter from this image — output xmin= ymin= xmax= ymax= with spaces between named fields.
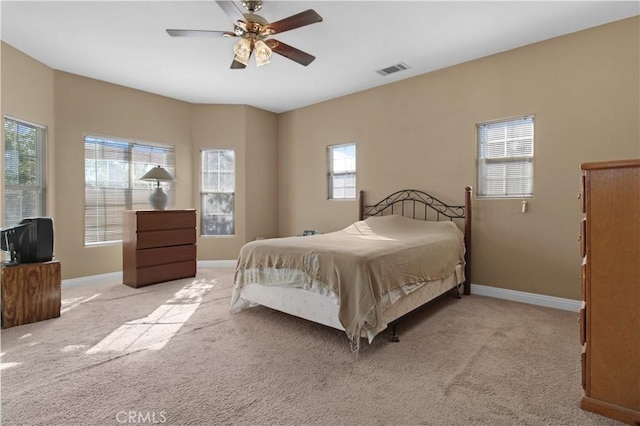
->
xmin=231 ymin=215 xmax=465 ymax=343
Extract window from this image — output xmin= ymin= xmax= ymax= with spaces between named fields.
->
xmin=328 ymin=143 xmax=356 ymax=199
xmin=201 ymin=149 xmax=235 ymax=236
xmin=4 ymin=117 xmax=47 ymax=226
xmin=477 ymin=116 xmax=534 ymax=198
xmin=84 ymin=135 xmax=175 ymax=244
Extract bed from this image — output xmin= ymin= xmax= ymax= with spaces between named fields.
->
xmin=230 ymin=187 xmax=472 ymax=349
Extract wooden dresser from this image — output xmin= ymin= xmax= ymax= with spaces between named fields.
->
xmin=123 ymin=210 xmax=197 ymax=288
xmin=579 ymin=159 xmax=640 ymax=425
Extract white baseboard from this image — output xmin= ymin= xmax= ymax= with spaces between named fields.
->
xmin=471 ymin=283 xmax=581 ymax=312
xmin=61 ymin=260 xmax=237 ymax=289
xmin=62 ymin=272 xmax=123 ymax=289
xmin=61 ymin=266 xmax=580 ymax=313
xmin=197 ymin=260 xmax=237 ymax=268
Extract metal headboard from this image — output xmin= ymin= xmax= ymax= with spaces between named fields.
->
xmin=359 ymin=189 xmax=465 ymax=221
xmin=358 ymin=187 xmax=473 ymax=295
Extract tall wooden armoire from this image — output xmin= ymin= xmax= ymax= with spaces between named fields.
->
xmin=579 ymin=159 xmax=640 ymax=425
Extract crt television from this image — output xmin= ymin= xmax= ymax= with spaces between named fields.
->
xmin=1 ymin=217 xmax=54 ymax=265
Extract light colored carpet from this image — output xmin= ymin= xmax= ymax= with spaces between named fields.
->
xmin=0 ymin=268 xmax=622 ymax=426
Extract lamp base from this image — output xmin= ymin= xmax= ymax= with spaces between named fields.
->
xmin=149 ymin=187 xmax=168 ymax=210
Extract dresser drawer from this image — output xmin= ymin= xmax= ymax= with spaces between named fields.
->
xmin=136 ymin=245 xmax=197 ymax=268
xmin=135 ymin=210 xmax=196 ymax=232
xmin=581 ymin=262 xmax=586 ymax=298
xmin=579 ymin=301 xmax=586 ymax=345
xmin=579 ymin=174 xmax=586 ymax=213
xmin=579 ymin=218 xmax=587 ymax=258
xmin=581 ymin=347 xmax=587 ymax=391
xmin=133 ymin=260 xmax=197 ymax=287
xmin=136 ymin=229 xmax=196 ymax=249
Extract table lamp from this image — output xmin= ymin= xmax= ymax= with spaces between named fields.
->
xmin=139 ymin=166 xmax=175 ymax=210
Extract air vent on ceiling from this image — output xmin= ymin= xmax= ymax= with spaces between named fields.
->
xmin=376 ymin=62 xmax=410 ymax=76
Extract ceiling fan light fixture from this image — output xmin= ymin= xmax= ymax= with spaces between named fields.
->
xmin=254 ymin=39 xmax=272 ymax=67
xmin=233 ymin=38 xmax=252 ymax=65
xmin=167 ymin=2 xmax=322 ymax=69
xmin=234 ymin=20 xmax=247 ymax=36
xmin=242 ymin=1 xmax=262 ymax=13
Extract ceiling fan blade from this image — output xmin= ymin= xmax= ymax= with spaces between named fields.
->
xmin=265 ymin=39 xmax=316 ymax=66
xmin=216 ymin=0 xmax=246 ymax=24
xmin=263 ymin=9 xmax=322 ymax=35
xmin=230 ymin=58 xmax=247 ymax=69
xmin=231 ymin=47 xmax=252 ymax=69
xmin=167 ymin=29 xmax=236 ymax=38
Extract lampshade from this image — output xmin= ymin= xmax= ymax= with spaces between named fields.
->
xmin=233 ymin=38 xmax=252 ymax=66
xmin=139 ymin=166 xmax=175 ymax=183
xmin=139 ymin=166 xmax=175 ymax=210
xmin=254 ymin=40 xmax=272 ymax=67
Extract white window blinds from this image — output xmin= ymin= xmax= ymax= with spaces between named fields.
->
xmin=4 ymin=117 xmax=47 ymax=226
xmin=328 ymin=143 xmax=356 ymax=199
xmin=201 ymin=149 xmax=235 ymax=236
xmin=84 ymin=135 xmax=175 ymax=244
xmin=477 ymin=116 xmax=534 ymax=198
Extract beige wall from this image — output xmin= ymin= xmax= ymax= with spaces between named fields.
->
xmin=1 ymin=45 xmax=279 ymax=279
xmin=2 ymin=18 xmax=638 ymax=300
xmin=245 ymin=106 xmax=279 ymax=240
xmin=191 ymin=105 xmax=279 ymax=258
xmin=52 ymin=71 xmax=193 ymax=278
xmin=1 ymin=43 xmax=56 ymax=230
xmin=191 ymin=104 xmax=248 ymax=260
xmin=278 ymin=17 xmax=640 ymax=300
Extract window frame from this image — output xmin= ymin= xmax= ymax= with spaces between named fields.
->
xmin=3 ymin=116 xmax=47 ymax=227
xmin=200 ymin=149 xmax=236 ymax=237
xmin=476 ymin=115 xmax=535 ymax=199
xmin=327 ymin=142 xmax=357 ymax=200
xmin=84 ymin=134 xmax=175 ymax=246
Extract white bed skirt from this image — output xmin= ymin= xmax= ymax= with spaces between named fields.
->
xmin=231 ymin=264 xmax=464 ymax=343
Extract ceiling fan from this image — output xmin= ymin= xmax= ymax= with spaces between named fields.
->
xmin=166 ymin=0 xmax=323 ymax=69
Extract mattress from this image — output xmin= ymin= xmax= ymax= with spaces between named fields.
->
xmin=231 ymin=215 xmax=466 ymax=345
xmin=235 ymin=263 xmax=464 ymax=343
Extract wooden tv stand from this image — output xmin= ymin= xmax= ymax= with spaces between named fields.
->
xmin=122 ymin=209 xmax=197 ymax=288
xmin=1 ymin=260 xmax=61 ymax=328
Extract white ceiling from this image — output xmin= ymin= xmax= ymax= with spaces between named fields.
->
xmin=1 ymin=1 xmax=638 ymax=113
